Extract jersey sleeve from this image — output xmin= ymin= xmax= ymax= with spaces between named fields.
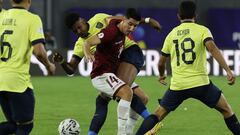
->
xmin=202 ymin=27 xmax=214 ymax=45
xmin=97 ymin=24 xmax=118 ymax=44
xmin=161 ymin=34 xmax=171 ymax=56
xmin=73 ymin=38 xmax=85 ymax=58
xmin=29 ymin=15 xmax=45 ymax=45
xmin=73 ymin=37 xmax=97 ymax=58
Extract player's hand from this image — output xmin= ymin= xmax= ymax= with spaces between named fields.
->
xmin=159 ymin=75 xmax=167 ymax=86
xmin=84 ymin=53 xmax=95 ymax=63
xmin=46 ymin=62 xmax=56 ymax=75
xmin=52 ymin=52 xmax=64 ymax=63
xmin=226 ymin=70 xmax=235 ymax=85
xmin=149 ymin=18 xmax=162 ymax=32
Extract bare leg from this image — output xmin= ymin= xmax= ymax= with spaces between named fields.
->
xmin=215 ymin=94 xmax=240 ymax=135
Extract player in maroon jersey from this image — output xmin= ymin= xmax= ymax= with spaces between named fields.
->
xmin=83 ymin=9 xmax=141 ymax=135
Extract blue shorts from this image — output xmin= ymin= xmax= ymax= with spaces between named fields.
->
xmin=0 ymin=88 xmax=35 ymax=123
xmin=120 ymin=45 xmax=144 ymax=72
xmin=159 ymin=81 xmax=222 ymax=112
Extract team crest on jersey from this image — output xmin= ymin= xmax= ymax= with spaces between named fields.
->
xmin=96 ymin=22 xmax=104 ymax=29
xmin=98 ymin=33 xmax=104 ymax=39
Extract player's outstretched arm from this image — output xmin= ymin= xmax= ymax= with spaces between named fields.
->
xmin=52 ymin=52 xmax=81 ymax=75
xmin=105 ymin=16 xmax=162 ymax=32
xmin=158 ymin=55 xmax=167 ymax=85
xmin=141 ymin=17 xmax=162 ymax=32
xmin=33 ymin=43 xmax=56 ymax=75
xmin=205 ymin=40 xmax=235 ymax=85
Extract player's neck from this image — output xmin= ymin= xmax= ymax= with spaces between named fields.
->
xmin=12 ymin=4 xmax=29 ymax=10
xmin=117 ymin=21 xmax=124 ymax=33
xmin=181 ymin=19 xmax=195 ymax=23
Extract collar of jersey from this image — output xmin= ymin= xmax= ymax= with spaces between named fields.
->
xmin=12 ymin=6 xmax=26 ymax=9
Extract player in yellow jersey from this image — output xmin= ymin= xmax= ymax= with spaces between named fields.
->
xmin=0 ymin=0 xmax=55 ymax=134
xmin=136 ymin=1 xmax=240 ymax=135
xmin=53 ymin=10 xmax=162 ymax=135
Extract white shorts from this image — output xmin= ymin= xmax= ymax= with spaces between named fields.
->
xmin=91 ymin=73 xmax=126 ymax=98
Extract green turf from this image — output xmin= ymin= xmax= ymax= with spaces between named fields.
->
xmin=0 ymin=76 xmax=239 ymax=135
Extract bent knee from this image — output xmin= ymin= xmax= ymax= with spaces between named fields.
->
xmin=141 ymin=94 xmax=149 ymax=105
xmin=16 ymin=120 xmax=34 ymax=126
xmin=116 ymin=85 xmax=133 ymax=101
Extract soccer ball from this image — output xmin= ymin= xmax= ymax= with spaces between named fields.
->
xmin=58 ymin=118 xmax=81 ymax=135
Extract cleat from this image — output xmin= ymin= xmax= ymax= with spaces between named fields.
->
xmin=144 ymin=122 xmax=164 ymax=135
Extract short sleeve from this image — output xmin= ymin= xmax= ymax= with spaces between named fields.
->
xmin=161 ymin=34 xmax=171 ymax=57
xmin=29 ymin=15 xmax=45 ymax=45
xmin=73 ymin=37 xmax=96 ymax=58
xmin=202 ymin=27 xmax=214 ymax=45
xmin=73 ymin=38 xmax=85 ymax=58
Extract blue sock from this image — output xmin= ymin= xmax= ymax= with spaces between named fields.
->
xmin=136 ymin=114 xmax=159 ymax=135
xmin=88 ymin=95 xmax=110 ymax=135
xmin=0 ymin=121 xmax=16 ymax=134
xmin=88 ymin=131 xmax=98 ymax=135
xmin=16 ymin=123 xmax=33 ymax=135
xmin=224 ymin=114 xmax=240 ymax=135
xmin=131 ymin=94 xmax=150 ymax=118
xmin=141 ymin=109 xmax=150 ymax=119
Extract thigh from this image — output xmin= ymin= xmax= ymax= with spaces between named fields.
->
xmin=159 ymin=89 xmax=187 ymax=112
xmin=195 ymin=82 xmax=222 ymax=108
xmin=119 ymin=45 xmax=144 ymax=73
xmin=0 ymin=92 xmax=13 ymax=121
xmin=8 ymin=88 xmax=35 ymax=123
xmin=132 ymin=83 xmax=148 ymax=104
xmin=116 ymin=62 xmax=138 ymax=85
xmin=92 ymin=73 xmax=126 ymax=98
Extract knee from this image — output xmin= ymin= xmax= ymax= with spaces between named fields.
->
xmin=117 ymin=85 xmax=133 ymax=101
xmin=218 ymin=105 xmax=234 ymax=118
xmin=141 ymin=94 xmax=149 ymax=105
xmin=16 ymin=120 xmax=34 ymax=133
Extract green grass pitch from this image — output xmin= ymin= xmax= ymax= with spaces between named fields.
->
xmin=0 ymin=76 xmax=239 ymax=135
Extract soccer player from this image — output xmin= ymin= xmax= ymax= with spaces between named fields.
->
xmin=136 ymin=1 xmax=240 ymax=135
xmin=83 ymin=8 xmax=142 ymax=135
xmin=0 ymin=0 xmax=56 ymax=135
xmin=53 ymin=10 xmax=162 ymax=135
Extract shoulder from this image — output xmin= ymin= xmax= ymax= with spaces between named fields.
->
xmin=92 ymin=13 xmax=111 ymax=19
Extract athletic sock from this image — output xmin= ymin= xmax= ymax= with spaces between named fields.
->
xmin=224 ymin=114 xmax=240 ymax=135
xmin=88 ymin=95 xmax=110 ymax=135
xmin=135 ymin=114 xmax=159 ymax=135
xmin=16 ymin=123 xmax=33 ymax=135
xmin=126 ymin=109 xmax=139 ymax=135
xmin=0 ymin=121 xmax=16 ymax=134
xmin=131 ymin=94 xmax=150 ymax=119
xmin=117 ymin=99 xmax=131 ymax=135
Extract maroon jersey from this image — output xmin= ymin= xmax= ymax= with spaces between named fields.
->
xmin=90 ymin=19 xmax=125 ymax=79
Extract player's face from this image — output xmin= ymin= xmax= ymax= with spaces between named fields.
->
xmin=121 ymin=18 xmax=140 ymax=35
xmin=72 ymin=18 xmax=89 ymax=38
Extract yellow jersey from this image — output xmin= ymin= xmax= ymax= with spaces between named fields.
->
xmin=0 ymin=7 xmax=45 ymax=92
xmin=161 ymin=22 xmax=213 ymax=90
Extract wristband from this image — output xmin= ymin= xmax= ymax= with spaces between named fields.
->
xmin=144 ymin=17 xmax=150 ymax=23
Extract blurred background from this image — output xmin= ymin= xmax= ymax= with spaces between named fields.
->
xmin=2 ymin=0 xmax=240 ymax=76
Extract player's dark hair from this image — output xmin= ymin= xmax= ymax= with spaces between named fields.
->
xmin=13 ymin=0 xmax=23 ymax=3
xmin=179 ymin=1 xmax=196 ymax=19
xmin=65 ymin=13 xmax=80 ymax=29
xmin=125 ymin=8 xmax=141 ymax=21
